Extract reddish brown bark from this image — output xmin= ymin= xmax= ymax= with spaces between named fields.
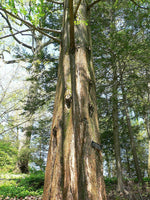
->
xmin=43 ymin=0 xmax=107 ymax=199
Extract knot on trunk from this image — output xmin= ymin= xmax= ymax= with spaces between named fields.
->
xmin=65 ymin=94 xmax=72 ymax=109
xmin=88 ymin=79 xmax=93 ymax=92
xmin=91 ymin=141 xmax=103 ymax=151
xmin=52 ymin=126 xmax=57 ymax=148
xmin=88 ymin=103 xmax=94 ymax=117
xmin=53 ymin=126 xmax=57 ymax=137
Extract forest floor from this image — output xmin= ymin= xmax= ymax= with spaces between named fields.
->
xmin=0 ymin=173 xmax=150 ymax=200
xmin=106 ymin=181 xmax=150 ymax=200
xmin=0 ymin=184 xmax=150 ymax=200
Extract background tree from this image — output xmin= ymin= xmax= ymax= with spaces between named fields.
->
xmin=92 ymin=0 xmax=149 ymax=187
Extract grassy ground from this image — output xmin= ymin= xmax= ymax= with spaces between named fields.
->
xmin=0 ymin=173 xmax=150 ymax=200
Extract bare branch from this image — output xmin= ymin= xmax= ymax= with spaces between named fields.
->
xmin=0 ymin=119 xmax=31 ymax=135
xmin=74 ymin=0 xmax=82 ymax=18
xmin=40 ymin=40 xmax=53 ymax=49
xmin=0 ymin=7 xmax=61 ymax=43
xmin=0 ymin=28 xmax=32 ymax=40
xmin=88 ymin=0 xmax=102 ymax=9
xmin=36 ymin=28 xmax=61 ymax=43
xmin=130 ymin=0 xmax=149 ymax=10
xmin=46 ymin=0 xmax=64 ymax=5
xmin=38 ymin=27 xmax=61 ymax=34
xmin=0 ymin=66 xmax=20 ymax=104
xmin=3 ymin=58 xmax=32 ymax=64
xmin=0 ymin=12 xmax=33 ymax=50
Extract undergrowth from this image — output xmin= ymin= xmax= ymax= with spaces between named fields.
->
xmin=0 ymin=172 xmax=149 ymax=199
xmin=0 ymin=171 xmax=44 ymax=199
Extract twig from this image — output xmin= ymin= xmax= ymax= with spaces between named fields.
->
xmin=130 ymin=0 xmax=149 ymax=10
xmin=46 ymin=0 xmax=64 ymax=5
xmin=74 ymin=0 xmax=82 ymax=18
xmin=88 ymin=0 xmax=102 ymax=9
xmin=0 ymin=12 xmax=33 ymax=50
xmin=0 ymin=28 xmax=32 ymax=39
xmin=38 ymin=27 xmax=61 ymax=34
xmin=0 ymin=8 xmax=61 ymax=43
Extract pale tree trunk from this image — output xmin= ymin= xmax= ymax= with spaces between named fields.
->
xmin=18 ymin=34 xmax=43 ymax=173
xmin=43 ymin=0 xmax=106 ymax=199
xmin=112 ymin=65 xmax=124 ymax=192
xmin=18 ymin=120 xmax=32 ymax=173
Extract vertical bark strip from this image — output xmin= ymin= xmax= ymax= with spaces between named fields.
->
xmin=43 ymin=0 xmax=107 ymax=199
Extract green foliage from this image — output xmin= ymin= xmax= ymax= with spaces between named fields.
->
xmin=104 ymin=177 xmax=117 ymax=186
xmin=0 ymin=171 xmax=44 ymax=198
xmin=74 ymin=18 xmax=88 ymax=26
xmin=18 ymin=171 xmax=44 ymax=190
xmin=0 ymin=140 xmax=17 ymax=172
xmin=91 ymin=0 xmax=150 ymax=179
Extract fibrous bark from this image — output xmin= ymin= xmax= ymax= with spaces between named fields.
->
xmin=43 ymin=0 xmax=106 ymax=199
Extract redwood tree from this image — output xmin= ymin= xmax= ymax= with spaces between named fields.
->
xmin=43 ymin=0 xmax=107 ymax=199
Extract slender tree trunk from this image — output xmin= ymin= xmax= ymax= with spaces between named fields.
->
xmin=112 ymin=65 xmax=124 ymax=192
xmin=121 ymin=80 xmax=143 ymax=185
xmin=18 ymin=120 xmax=32 ymax=174
xmin=105 ymin=153 xmax=111 ymax=178
xmin=147 ymin=82 xmax=150 ymax=177
xmin=125 ymin=147 xmax=131 ymax=178
xmin=17 ymin=34 xmax=42 ymax=173
xmin=43 ymin=1 xmax=106 ymax=199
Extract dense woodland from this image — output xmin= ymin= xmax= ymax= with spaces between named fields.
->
xmin=0 ymin=0 xmax=150 ymax=199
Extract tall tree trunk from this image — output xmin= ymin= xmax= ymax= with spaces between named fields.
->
xmin=18 ymin=120 xmax=32 ymax=174
xmin=121 ymin=78 xmax=143 ymax=185
xmin=112 ymin=65 xmax=124 ymax=192
xmin=43 ymin=1 xmax=106 ymax=199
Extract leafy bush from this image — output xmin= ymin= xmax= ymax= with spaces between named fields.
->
xmin=143 ymin=177 xmax=150 ymax=182
xmin=0 ymin=140 xmax=17 ymax=172
xmin=18 ymin=170 xmax=45 ymax=190
xmin=104 ymin=177 xmax=117 ymax=186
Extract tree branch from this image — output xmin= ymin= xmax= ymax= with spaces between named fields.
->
xmin=46 ymin=0 xmax=64 ymax=5
xmin=0 ymin=12 xmax=33 ymax=50
xmin=88 ymin=0 xmax=102 ymax=9
xmin=0 ymin=28 xmax=32 ymax=40
xmin=74 ymin=0 xmax=82 ymax=18
xmin=0 ymin=7 xmax=61 ymax=43
xmin=130 ymin=0 xmax=149 ymax=10
xmin=3 ymin=58 xmax=32 ymax=64
xmin=40 ymin=40 xmax=53 ymax=50
xmin=0 ymin=119 xmax=31 ymax=135
xmin=38 ymin=27 xmax=61 ymax=34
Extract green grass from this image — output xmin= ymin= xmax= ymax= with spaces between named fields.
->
xmin=0 ymin=171 xmax=44 ymax=198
